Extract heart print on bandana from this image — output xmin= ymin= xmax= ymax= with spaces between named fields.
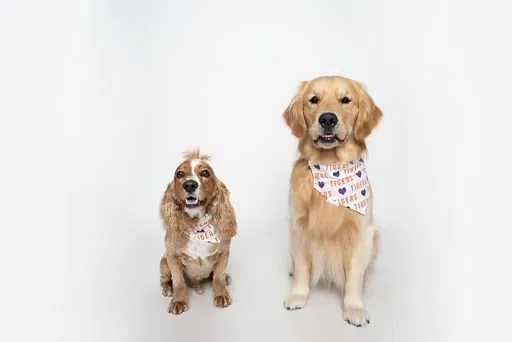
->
xmin=308 ymin=159 xmax=370 ymax=215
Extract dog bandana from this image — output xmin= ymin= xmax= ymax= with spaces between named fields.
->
xmin=188 ymin=213 xmax=220 ymax=244
xmin=308 ymin=159 xmax=370 ymax=215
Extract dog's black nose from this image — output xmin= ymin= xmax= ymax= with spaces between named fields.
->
xmin=183 ymin=180 xmax=198 ymax=193
xmin=318 ymin=112 xmax=338 ymax=129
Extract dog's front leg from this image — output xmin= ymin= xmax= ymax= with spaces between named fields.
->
xmin=283 ymin=227 xmax=310 ymax=310
xmin=166 ymin=254 xmax=188 ymax=315
xmin=343 ymin=225 xmax=375 ymax=326
xmin=212 ymin=249 xmax=232 ymax=308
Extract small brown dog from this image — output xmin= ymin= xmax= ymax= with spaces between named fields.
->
xmin=159 ymin=150 xmax=237 ymax=315
xmin=282 ymin=75 xmax=382 ymax=327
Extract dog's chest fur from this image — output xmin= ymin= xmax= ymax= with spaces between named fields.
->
xmin=182 ymin=241 xmax=220 ymax=281
xmin=180 ymin=213 xmax=221 ymax=279
xmin=184 ymin=237 xmax=217 ymax=259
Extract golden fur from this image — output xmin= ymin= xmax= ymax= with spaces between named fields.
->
xmin=159 ymin=149 xmax=237 ymax=315
xmin=282 ymin=76 xmax=382 ymax=327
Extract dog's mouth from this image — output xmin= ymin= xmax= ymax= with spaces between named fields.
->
xmin=314 ymin=134 xmax=344 ymax=145
xmin=185 ymin=196 xmax=200 ymax=208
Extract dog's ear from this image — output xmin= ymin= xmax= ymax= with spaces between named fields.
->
xmin=160 ymin=181 xmax=177 ymax=221
xmin=210 ymin=181 xmax=237 ymax=240
xmin=282 ymin=81 xmax=308 ymax=138
xmin=352 ymin=81 xmax=383 ymax=142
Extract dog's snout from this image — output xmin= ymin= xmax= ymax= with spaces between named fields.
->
xmin=183 ymin=180 xmax=198 ymax=193
xmin=318 ymin=112 xmax=338 ymax=129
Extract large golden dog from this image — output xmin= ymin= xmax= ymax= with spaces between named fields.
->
xmin=282 ymin=75 xmax=382 ymax=327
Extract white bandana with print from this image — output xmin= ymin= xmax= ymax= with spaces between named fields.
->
xmin=308 ymin=158 xmax=370 ymax=215
xmin=188 ymin=213 xmax=220 ymax=244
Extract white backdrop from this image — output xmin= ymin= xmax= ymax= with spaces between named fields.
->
xmin=0 ymin=0 xmax=510 ymax=341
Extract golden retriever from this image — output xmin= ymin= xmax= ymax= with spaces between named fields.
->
xmin=159 ymin=149 xmax=237 ymax=315
xmin=282 ymin=75 xmax=382 ymax=327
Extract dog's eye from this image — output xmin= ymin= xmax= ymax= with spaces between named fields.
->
xmin=309 ymin=96 xmax=319 ymax=104
xmin=176 ymin=171 xmax=185 ymax=179
xmin=340 ymin=96 xmax=351 ymax=104
xmin=200 ymin=170 xmax=210 ymax=178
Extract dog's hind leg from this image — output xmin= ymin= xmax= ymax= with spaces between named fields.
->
xmin=160 ymin=255 xmax=173 ymax=297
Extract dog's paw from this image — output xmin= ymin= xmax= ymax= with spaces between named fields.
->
xmin=343 ymin=307 xmax=370 ymax=327
xmin=283 ymin=293 xmax=307 ymax=310
xmin=213 ymin=293 xmax=232 ymax=308
xmin=161 ymin=283 xmax=173 ymax=297
xmin=168 ymin=300 xmax=188 ymax=315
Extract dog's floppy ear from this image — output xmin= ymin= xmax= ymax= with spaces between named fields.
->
xmin=160 ymin=181 xmax=180 ymax=230
xmin=352 ymin=81 xmax=383 ymax=142
xmin=282 ymin=81 xmax=308 ymax=138
xmin=210 ymin=181 xmax=237 ymax=240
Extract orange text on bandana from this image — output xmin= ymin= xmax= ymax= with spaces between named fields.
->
xmin=308 ymin=159 xmax=370 ymax=215
xmin=189 ymin=214 xmax=221 ymax=244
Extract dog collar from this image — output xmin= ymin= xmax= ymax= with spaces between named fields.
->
xmin=188 ymin=213 xmax=220 ymax=244
xmin=308 ymin=159 xmax=370 ymax=215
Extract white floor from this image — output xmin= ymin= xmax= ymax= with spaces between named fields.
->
xmin=59 ymin=216 xmax=454 ymax=342
xmin=158 ymin=224 xmax=452 ymax=342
